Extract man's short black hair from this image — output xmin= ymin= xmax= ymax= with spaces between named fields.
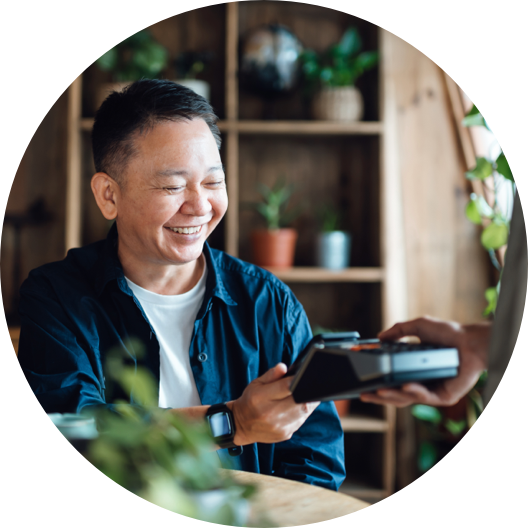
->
xmin=92 ymin=79 xmax=221 ymax=185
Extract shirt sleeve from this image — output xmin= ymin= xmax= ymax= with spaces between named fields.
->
xmin=18 ymin=275 xmax=106 ymax=414
xmin=271 ymin=299 xmax=346 ymax=491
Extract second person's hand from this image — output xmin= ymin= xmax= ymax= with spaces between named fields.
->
xmin=359 ymin=316 xmax=490 ymax=408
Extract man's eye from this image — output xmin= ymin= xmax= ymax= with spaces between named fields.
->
xmin=164 ymin=187 xmax=183 ymax=193
xmin=207 ymin=181 xmax=225 ymax=187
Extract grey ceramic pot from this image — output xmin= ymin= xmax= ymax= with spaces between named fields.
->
xmin=316 ymin=231 xmax=352 ymax=270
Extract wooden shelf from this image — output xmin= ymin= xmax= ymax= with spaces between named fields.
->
xmin=340 ymin=414 xmax=389 ymax=433
xmin=218 ymin=120 xmax=383 ymax=135
xmin=81 ymin=118 xmax=384 ymax=136
xmin=266 ymin=267 xmax=384 ymax=283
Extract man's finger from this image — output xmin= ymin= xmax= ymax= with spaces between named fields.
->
xmin=258 ymin=375 xmax=294 ymax=401
xmin=378 ymin=316 xmax=460 ymax=348
xmin=256 ymin=363 xmax=288 ymax=385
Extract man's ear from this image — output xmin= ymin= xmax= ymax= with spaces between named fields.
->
xmin=91 ymin=172 xmax=120 ymax=220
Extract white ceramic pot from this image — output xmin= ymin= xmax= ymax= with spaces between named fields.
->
xmin=173 ymin=79 xmax=211 ymax=101
xmin=316 ymin=231 xmax=352 ymax=270
xmin=311 ymin=86 xmax=364 ymax=122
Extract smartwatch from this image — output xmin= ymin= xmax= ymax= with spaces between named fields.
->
xmin=205 ymin=403 xmax=243 ymax=457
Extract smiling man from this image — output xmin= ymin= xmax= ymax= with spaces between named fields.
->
xmin=17 ymin=79 xmax=345 ymax=490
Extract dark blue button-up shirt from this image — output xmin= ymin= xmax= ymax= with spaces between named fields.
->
xmin=18 ymin=224 xmax=345 ymax=490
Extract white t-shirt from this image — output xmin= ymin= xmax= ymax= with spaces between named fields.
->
xmin=125 ymin=263 xmax=207 ymax=409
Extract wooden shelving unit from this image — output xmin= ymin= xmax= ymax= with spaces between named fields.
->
xmin=65 ymin=1 xmax=407 ymax=502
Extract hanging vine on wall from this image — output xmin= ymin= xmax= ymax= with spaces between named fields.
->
xmin=463 ymin=104 xmax=515 ymax=316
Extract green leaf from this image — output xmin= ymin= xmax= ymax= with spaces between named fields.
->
xmin=337 ymin=27 xmax=362 ymax=57
xmin=465 ymin=199 xmax=482 ymax=225
xmin=462 ymin=104 xmax=486 ymax=128
xmin=120 ymin=367 xmax=158 ymax=407
xmin=475 ymin=195 xmax=494 ymax=218
xmin=133 ymin=41 xmax=168 ymax=77
xmin=495 ymin=152 xmax=514 ymax=181
xmin=418 ymin=441 xmax=437 ymax=473
xmin=445 ymin=419 xmax=466 ymax=436
xmin=412 ymin=404 xmax=442 ymax=425
xmin=354 ymin=51 xmax=379 ymax=72
xmin=481 ymin=221 xmax=509 ymax=250
xmin=320 ymin=67 xmax=333 ymax=84
xmin=96 ymin=47 xmax=119 ymax=71
xmin=482 ymin=286 xmax=498 ymax=316
xmin=466 ymin=157 xmax=493 ymax=180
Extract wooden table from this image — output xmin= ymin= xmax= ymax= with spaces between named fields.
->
xmin=222 ymin=469 xmax=369 ymax=526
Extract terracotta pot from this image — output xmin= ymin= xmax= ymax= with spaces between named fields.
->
xmin=333 ymin=399 xmax=350 ymax=417
xmin=311 ymin=86 xmax=364 ymax=122
xmin=250 ymin=228 xmax=298 ymax=269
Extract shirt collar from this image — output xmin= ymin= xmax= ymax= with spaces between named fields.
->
xmin=94 ymin=222 xmax=237 ymax=307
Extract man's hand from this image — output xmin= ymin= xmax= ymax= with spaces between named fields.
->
xmin=227 ymin=363 xmax=320 ymax=446
xmin=359 ymin=316 xmax=491 ymax=408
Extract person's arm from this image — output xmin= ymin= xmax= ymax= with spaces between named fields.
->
xmin=18 ymin=279 xmax=107 ymax=413
xmin=360 ymin=316 xmax=490 ymax=407
xmin=170 ymin=363 xmax=319 ymax=448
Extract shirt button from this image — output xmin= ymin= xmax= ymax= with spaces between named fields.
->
xmin=198 ymin=353 xmax=208 ymax=362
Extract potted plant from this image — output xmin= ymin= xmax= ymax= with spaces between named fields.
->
xmin=173 ymin=51 xmax=214 ymax=102
xmin=315 ymin=206 xmax=352 ymax=270
xmin=300 ymin=27 xmax=378 ymax=121
xmin=94 ymin=29 xmax=169 ymax=110
xmin=249 ymin=178 xmax=301 ymax=269
xmin=50 ymin=340 xmax=256 ymax=525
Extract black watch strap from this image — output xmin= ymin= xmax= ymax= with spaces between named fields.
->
xmin=205 ymin=403 xmax=243 ymax=457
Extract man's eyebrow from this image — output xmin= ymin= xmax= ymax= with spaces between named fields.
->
xmin=156 ymin=165 xmax=225 ymax=177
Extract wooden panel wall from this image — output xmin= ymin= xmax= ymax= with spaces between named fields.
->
xmin=383 ymin=32 xmax=490 ymax=324
xmin=2 ymin=93 xmax=68 ymax=320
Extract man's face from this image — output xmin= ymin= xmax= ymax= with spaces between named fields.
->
xmin=114 ymin=118 xmax=227 ymax=269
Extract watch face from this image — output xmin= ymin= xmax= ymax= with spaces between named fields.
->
xmin=208 ymin=412 xmax=232 ymax=438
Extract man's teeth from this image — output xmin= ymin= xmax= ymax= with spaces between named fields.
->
xmin=168 ymin=226 xmax=202 ymax=234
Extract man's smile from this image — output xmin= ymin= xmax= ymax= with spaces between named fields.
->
xmin=165 ymin=225 xmax=205 ymax=235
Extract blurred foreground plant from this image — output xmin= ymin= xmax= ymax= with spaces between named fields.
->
xmin=82 ymin=340 xmax=256 ymax=525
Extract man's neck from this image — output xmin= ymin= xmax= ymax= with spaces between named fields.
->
xmin=119 ymin=251 xmax=205 ymax=296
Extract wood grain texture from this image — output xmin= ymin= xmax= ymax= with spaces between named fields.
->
xmin=221 ymin=469 xmax=369 ymax=526
xmin=267 ymin=267 xmax=384 ymax=282
xmin=2 ymin=91 xmax=68 ymax=317
xmin=65 ymin=76 xmax=83 ymax=251
xmin=218 ymin=120 xmax=383 ymax=134
xmin=381 ymin=32 xmax=489 ymax=323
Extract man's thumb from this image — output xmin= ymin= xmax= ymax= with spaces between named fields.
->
xmin=257 ymin=363 xmax=288 ymax=384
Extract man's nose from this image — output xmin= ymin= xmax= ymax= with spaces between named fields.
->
xmin=180 ymin=188 xmax=212 ymax=216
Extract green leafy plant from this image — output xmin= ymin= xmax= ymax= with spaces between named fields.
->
xmin=412 ymin=371 xmax=487 ymax=473
xmin=82 ymin=340 xmax=255 ymax=524
xmin=317 ymin=205 xmax=342 ymax=232
xmin=463 ymin=104 xmax=515 ymax=315
xmin=300 ymin=27 xmax=378 ymax=94
xmin=252 ymin=177 xmax=302 ymax=230
xmin=95 ymin=30 xmax=169 ymax=81
xmin=174 ymin=51 xmax=214 ymax=80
